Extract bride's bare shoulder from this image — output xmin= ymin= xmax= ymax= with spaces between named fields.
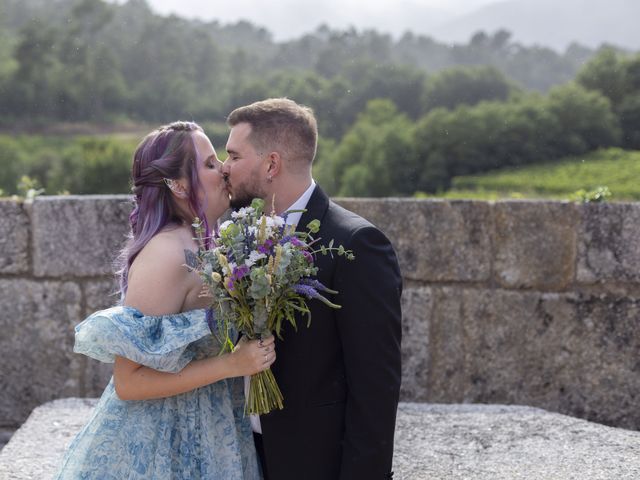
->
xmin=129 ymin=227 xmax=193 ymax=278
xmin=125 ymin=227 xmax=195 ymax=312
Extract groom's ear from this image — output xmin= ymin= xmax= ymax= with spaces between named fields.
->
xmin=266 ymin=152 xmax=282 ymax=178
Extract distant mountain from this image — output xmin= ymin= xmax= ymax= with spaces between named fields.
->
xmin=143 ymin=0 xmax=456 ymax=41
xmin=430 ymin=0 xmax=640 ymax=50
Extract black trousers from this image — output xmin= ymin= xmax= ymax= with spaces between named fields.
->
xmin=253 ymin=432 xmax=270 ymax=480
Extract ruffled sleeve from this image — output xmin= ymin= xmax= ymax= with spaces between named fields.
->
xmin=74 ymin=306 xmax=212 ymax=373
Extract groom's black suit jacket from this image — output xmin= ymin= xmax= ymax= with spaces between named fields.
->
xmin=261 ymin=185 xmax=402 ymax=480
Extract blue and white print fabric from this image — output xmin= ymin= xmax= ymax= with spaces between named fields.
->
xmin=55 ymin=306 xmax=261 ymax=479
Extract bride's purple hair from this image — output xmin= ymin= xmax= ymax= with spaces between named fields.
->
xmin=117 ymin=121 xmax=212 ymax=296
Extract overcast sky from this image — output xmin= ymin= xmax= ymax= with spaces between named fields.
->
xmin=137 ymin=0 xmax=499 ymax=40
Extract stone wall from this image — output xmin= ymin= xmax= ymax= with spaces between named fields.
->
xmin=1 ymin=196 xmax=639 ymax=431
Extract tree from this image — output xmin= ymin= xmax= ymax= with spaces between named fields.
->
xmin=413 ymin=85 xmax=619 ymax=193
xmin=576 ymin=48 xmax=628 ymax=107
xmin=423 ymin=65 xmax=516 ymax=112
xmin=545 ymin=83 xmax=621 ymax=154
xmin=314 ymin=99 xmax=416 ymax=196
xmin=618 ymin=94 xmax=640 ymax=149
xmin=6 ymin=20 xmax=63 ymax=118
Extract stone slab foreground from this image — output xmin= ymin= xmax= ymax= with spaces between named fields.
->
xmin=1 ymin=400 xmax=639 ymax=479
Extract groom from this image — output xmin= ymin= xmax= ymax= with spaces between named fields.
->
xmin=222 ymin=98 xmax=402 ymax=480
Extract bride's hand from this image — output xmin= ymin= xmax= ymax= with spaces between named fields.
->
xmin=228 ymin=335 xmax=276 ymax=376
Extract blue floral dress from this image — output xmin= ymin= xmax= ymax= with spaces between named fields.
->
xmin=55 ymin=306 xmax=261 ymax=479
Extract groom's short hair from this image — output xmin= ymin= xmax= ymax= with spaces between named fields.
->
xmin=227 ymin=98 xmax=318 ymax=169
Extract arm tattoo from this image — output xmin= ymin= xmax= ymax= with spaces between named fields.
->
xmin=184 ymin=249 xmax=198 ymax=271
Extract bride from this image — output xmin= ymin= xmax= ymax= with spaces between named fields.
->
xmin=55 ymin=121 xmax=273 ymax=479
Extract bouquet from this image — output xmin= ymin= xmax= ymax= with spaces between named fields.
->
xmin=193 ymin=198 xmax=354 ymax=415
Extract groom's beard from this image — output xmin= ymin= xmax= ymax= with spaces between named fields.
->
xmin=228 ymin=171 xmax=266 ymax=210
xmin=230 ymin=192 xmax=253 ymax=210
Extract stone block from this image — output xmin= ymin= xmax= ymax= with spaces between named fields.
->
xmin=399 ymin=287 xmax=431 ymax=401
xmin=577 ymin=202 xmax=640 ymax=283
xmin=3 ymin=400 xmax=640 ymax=480
xmin=84 ymin=278 xmax=120 ymax=314
xmin=428 ymin=288 xmax=640 ymax=429
xmin=31 ymin=195 xmax=131 ymax=277
xmin=459 ymin=289 xmax=581 ymax=408
xmin=493 ymin=201 xmax=578 ymax=290
xmin=336 ymin=199 xmax=492 ymax=282
xmin=394 ymin=403 xmax=640 ymax=480
xmin=0 ymin=280 xmax=82 ymax=426
xmin=425 ymin=287 xmax=470 ymax=403
xmin=568 ymin=293 xmax=640 ymax=429
xmin=0 ymin=200 xmax=29 ymax=274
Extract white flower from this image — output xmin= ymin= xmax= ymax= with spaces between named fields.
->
xmin=270 ymin=215 xmax=286 ymax=228
xmin=245 ymin=251 xmax=267 ymax=268
xmin=231 ymin=207 xmax=254 ymax=219
xmin=262 ymin=215 xmax=285 ymax=229
xmin=219 ymin=220 xmax=233 ymax=232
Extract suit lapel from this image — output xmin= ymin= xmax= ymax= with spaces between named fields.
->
xmin=296 ymin=184 xmax=330 ymax=232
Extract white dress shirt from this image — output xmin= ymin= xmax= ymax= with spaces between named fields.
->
xmin=247 ymin=180 xmax=316 ymax=434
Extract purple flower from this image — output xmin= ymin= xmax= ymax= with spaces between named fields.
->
xmin=298 ymin=278 xmax=331 ymax=292
xmin=293 ymin=283 xmax=321 ymax=299
xmin=289 ymin=237 xmax=303 ymax=247
xmin=279 ymin=236 xmax=303 ymax=247
xmin=293 ymin=281 xmax=341 ymax=309
xmin=258 ymin=239 xmax=274 ymax=255
xmin=232 ymin=264 xmax=250 ymax=281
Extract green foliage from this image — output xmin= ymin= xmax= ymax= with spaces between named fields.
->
xmin=546 ymin=83 xmax=621 ymax=153
xmin=0 ymin=0 xmax=604 ymax=131
xmin=569 ymin=186 xmax=612 ymax=203
xmin=228 ymin=62 xmax=427 ymax=140
xmin=313 ymin=99 xmax=416 ymax=197
xmin=412 ymin=84 xmax=620 ymax=193
xmin=423 ymin=65 xmax=517 ymax=111
xmin=451 ymin=148 xmax=640 ymax=200
xmin=577 ymin=49 xmax=640 ymax=149
xmin=0 ymin=134 xmax=136 ymax=195
xmin=16 ymin=175 xmax=44 ymax=199
xmin=576 ymin=48 xmax=629 ymax=106
xmin=48 ymin=137 xmax=134 ymax=194
xmin=618 ymin=94 xmax=640 ymax=149
xmin=0 ymin=1 xmax=637 ymax=198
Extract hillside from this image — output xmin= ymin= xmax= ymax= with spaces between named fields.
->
xmin=432 ymin=0 xmax=640 ymax=50
xmin=447 ymin=149 xmax=640 ymax=200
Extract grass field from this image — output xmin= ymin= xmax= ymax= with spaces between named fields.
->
xmin=437 ymin=148 xmax=640 ymax=201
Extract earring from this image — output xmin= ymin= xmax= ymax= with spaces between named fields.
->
xmin=164 ymin=178 xmax=186 ymax=196
xmin=164 ymin=178 xmax=177 ymax=190
xmin=266 ymin=176 xmax=273 ymax=184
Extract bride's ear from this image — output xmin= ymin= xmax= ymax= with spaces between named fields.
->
xmin=164 ymin=178 xmax=189 ymax=199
